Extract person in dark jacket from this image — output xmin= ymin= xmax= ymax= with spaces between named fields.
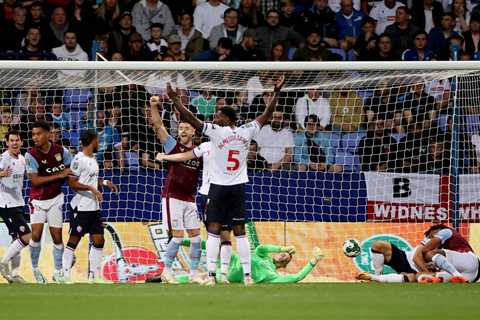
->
xmin=192 ymin=37 xmax=234 ymax=61
xmin=384 ymin=6 xmax=420 ymax=58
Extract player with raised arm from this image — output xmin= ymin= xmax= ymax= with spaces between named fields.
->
xmin=157 ymin=142 xmax=234 ymax=283
xmin=25 ymin=120 xmax=73 ymax=283
xmin=62 ymin=130 xmax=118 ymax=283
xmin=413 ymin=224 xmax=479 ymax=283
xmin=0 ymin=131 xmax=31 ymax=283
xmin=166 ymin=75 xmax=285 ymax=285
xmin=149 ymin=95 xmax=203 ymax=284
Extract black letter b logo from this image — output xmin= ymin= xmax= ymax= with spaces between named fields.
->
xmin=393 ymin=178 xmax=411 ymax=198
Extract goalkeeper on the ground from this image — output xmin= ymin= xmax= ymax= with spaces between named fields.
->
xmin=180 ymin=240 xmax=323 ymax=284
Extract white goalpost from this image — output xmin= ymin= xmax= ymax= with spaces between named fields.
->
xmin=0 ymin=60 xmax=479 ymax=282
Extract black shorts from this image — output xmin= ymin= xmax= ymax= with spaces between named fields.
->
xmin=69 ymin=207 xmax=104 ymax=237
xmin=206 ymin=183 xmax=246 ymax=226
xmin=0 ymin=207 xmax=30 ymax=239
xmin=386 ymin=243 xmax=417 ymax=274
xmin=200 ymin=193 xmax=232 ymax=231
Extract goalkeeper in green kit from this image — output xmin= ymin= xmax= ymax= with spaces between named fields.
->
xmin=179 ymin=240 xmax=324 ymax=284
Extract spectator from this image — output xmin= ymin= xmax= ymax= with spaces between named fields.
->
xmin=445 ymin=33 xmax=465 ymax=60
xmin=279 ymin=0 xmax=299 ymax=29
xmin=426 ymin=136 xmax=450 ymax=174
xmin=191 ymin=90 xmax=217 ymax=119
xmin=175 ymin=12 xmax=204 ymax=59
xmin=295 ymin=88 xmax=331 ymax=130
xmin=463 ymin=14 xmax=480 ymax=57
xmin=402 ymin=30 xmax=435 ymax=61
xmin=44 ymin=6 xmax=69 ymax=49
xmin=329 ymin=0 xmax=361 ymax=12
xmin=209 ymin=8 xmax=246 ymax=49
xmin=249 ymin=88 xmax=276 ymax=120
xmin=256 ymin=9 xmax=303 ymax=58
xmin=49 ymin=98 xmax=71 ymax=130
xmin=357 ymin=116 xmax=397 ymax=171
xmin=50 ymin=123 xmax=71 ymax=148
xmin=384 ymin=6 xmax=420 ymax=58
xmin=163 ymin=34 xmax=188 ymax=60
xmin=3 ymin=6 xmax=27 ymax=51
xmin=19 ymin=98 xmax=53 ymax=147
xmin=146 ymin=23 xmax=167 ymax=55
xmin=67 ymin=0 xmax=96 ymax=53
xmin=109 ymin=12 xmax=136 ymax=55
xmin=296 ymin=0 xmax=337 ymax=47
xmin=257 ymin=0 xmax=281 ymax=16
xmin=0 ymin=106 xmax=13 ymax=138
xmin=293 ymin=29 xmax=335 ymax=61
xmin=396 ymin=116 xmax=430 ymax=173
xmin=97 ymin=110 xmax=121 ymax=167
xmin=335 ymin=0 xmax=364 ymax=42
xmin=368 ymin=33 xmax=398 ymax=60
xmin=111 ymin=52 xmax=124 ymax=60
xmin=400 ymin=82 xmax=436 ymax=126
xmin=268 ymin=41 xmax=288 ymax=60
xmin=52 ymin=30 xmax=89 ymax=62
xmin=411 ymin=0 xmax=443 ymax=33
xmin=238 ymin=0 xmax=265 ymax=28
xmin=247 ymin=141 xmax=267 ymax=170
xmin=28 ymin=2 xmax=49 ymax=32
xmin=451 ymin=0 xmax=470 ymax=33
xmin=116 ymin=133 xmax=140 ymax=172
xmin=192 ymin=37 xmax=233 ymax=61
xmin=96 ymin=0 xmax=121 ymax=30
xmin=354 ymin=16 xmax=378 ymax=60
xmin=17 ymin=27 xmax=56 ymax=60
xmin=132 ymin=0 xmax=175 ymax=41
xmin=231 ymin=28 xmax=265 ymax=60
xmin=294 ymin=114 xmax=333 ymax=171
xmin=1 ymin=0 xmax=17 ymax=25
xmin=124 ymin=32 xmax=153 ymax=60
xmin=330 ymin=90 xmax=364 ymax=132
xmin=369 ymin=0 xmax=405 ymax=35
xmin=255 ymin=111 xmax=294 ymax=170
xmin=364 ymin=81 xmax=398 ymax=123
xmin=193 ymin=0 xmax=229 ymax=38
xmin=428 ymin=12 xmax=458 ymax=59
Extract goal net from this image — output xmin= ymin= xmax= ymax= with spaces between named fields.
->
xmin=0 ymin=61 xmax=479 ymax=283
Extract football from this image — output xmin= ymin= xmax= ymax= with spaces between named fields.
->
xmin=343 ymin=239 xmax=361 ymax=257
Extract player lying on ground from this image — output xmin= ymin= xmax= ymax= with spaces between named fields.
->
xmin=25 ymin=120 xmax=73 ymax=283
xmin=166 ymin=75 xmax=285 ymax=285
xmin=0 ymin=131 xmax=30 ymax=283
xmin=157 ymin=144 xmax=234 ymax=283
xmin=178 ymin=240 xmax=323 ymax=284
xmin=62 ymin=130 xmax=118 ymax=283
xmin=149 ymin=95 xmax=203 ymax=284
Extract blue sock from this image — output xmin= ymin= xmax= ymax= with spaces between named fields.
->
xmin=189 ymin=236 xmax=202 ymax=272
xmin=29 ymin=240 xmax=41 ymax=269
xmin=53 ymin=244 xmax=64 ymax=271
xmin=164 ymin=238 xmax=182 ymax=270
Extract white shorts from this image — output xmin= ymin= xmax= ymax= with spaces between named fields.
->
xmin=29 ymin=193 xmax=64 ymax=228
xmin=162 ymin=197 xmax=200 ymax=231
xmin=443 ymin=250 xmax=480 ymax=283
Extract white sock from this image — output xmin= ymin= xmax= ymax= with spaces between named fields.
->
xmin=432 ymin=254 xmax=462 ymax=276
xmin=206 ymin=233 xmax=220 ymax=276
xmin=10 ymin=253 xmax=21 ymax=276
xmin=235 ymin=235 xmax=251 ymax=276
xmin=1 ymin=239 xmax=26 ymax=264
xmin=220 ymin=242 xmax=232 ymax=275
xmin=371 ymin=274 xmax=404 ymax=283
xmin=62 ymin=246 xmax=75 ymax=275
xmin=89 ymin=247 xmax=103 ymax=279
xmin=371 ymin=251 xmax=385 ymax=275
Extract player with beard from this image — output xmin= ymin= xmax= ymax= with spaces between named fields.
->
xmin=62 ymin=130 xmax=117 ymax=283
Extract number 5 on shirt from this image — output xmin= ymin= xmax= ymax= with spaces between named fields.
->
xmin=227 ymin=150 xmax=240 ymax=171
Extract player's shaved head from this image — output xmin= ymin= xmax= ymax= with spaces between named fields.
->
xmin=215 ymin=106 xmax=237 ymax=126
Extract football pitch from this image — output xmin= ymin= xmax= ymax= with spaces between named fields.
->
xmin=0 ymin=284 xmax=479 ymax=320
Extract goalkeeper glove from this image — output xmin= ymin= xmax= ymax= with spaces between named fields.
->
xmin=309 ymin=247 xmax=324 ymax=266
xmin=282 ymin=246 xmax=296 ymax=255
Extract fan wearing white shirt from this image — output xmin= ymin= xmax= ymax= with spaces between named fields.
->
xmin=0 ymin=131 xmax=30 ymax=283
xmin=193 ymin=0 xmax=230 ymax=38
xmin=295 ymin=89 xmax=331 ymax=130
xmin=369 ymin=0 xmax=405 ymax=34
xmin=166 ymin=75 xmax=285 ymax=285
xmin=62 ymin=130 xmax=118 ymax=283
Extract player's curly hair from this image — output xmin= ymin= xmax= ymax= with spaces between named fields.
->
xmin=219 ymin=106 xmax=238 ymax=123
xmin=80 ymin=129 xmax=98 ymax=146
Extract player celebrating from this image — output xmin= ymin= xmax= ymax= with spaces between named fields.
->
xmin=149 ymin=96 xmax=203 ymax=284
xmin=0 ymin=131 xmax=31 ymax=283
xmin=413 ymin=224 xmax=479 ymax=283
xmin=166 ymin=75 xmax=285 ymax=285
xmin=62 ymin=130 xmax=117 ymax=283
xmin=25 ymin=120 xmax=72 ymax=283
xmin=157 ymin=142 xmax=234 ymax=283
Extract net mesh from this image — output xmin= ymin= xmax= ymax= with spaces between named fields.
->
xmin=1 ymin=66 xmax=479 ymax=282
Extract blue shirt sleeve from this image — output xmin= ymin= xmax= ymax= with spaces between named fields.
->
xmin=25 ymin=153 xmax=39 ymax=173
xmin=163 ymin=135 xmax=177 ymax=154
xmin=63 ymin=147 xmax=73 ymax=166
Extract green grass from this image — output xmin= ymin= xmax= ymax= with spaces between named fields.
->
xmin=0 ymin=283 xmax=479 ymax=320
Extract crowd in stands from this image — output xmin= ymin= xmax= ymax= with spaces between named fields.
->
xmin=0 ymin=0 xmax=479 ymax=175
